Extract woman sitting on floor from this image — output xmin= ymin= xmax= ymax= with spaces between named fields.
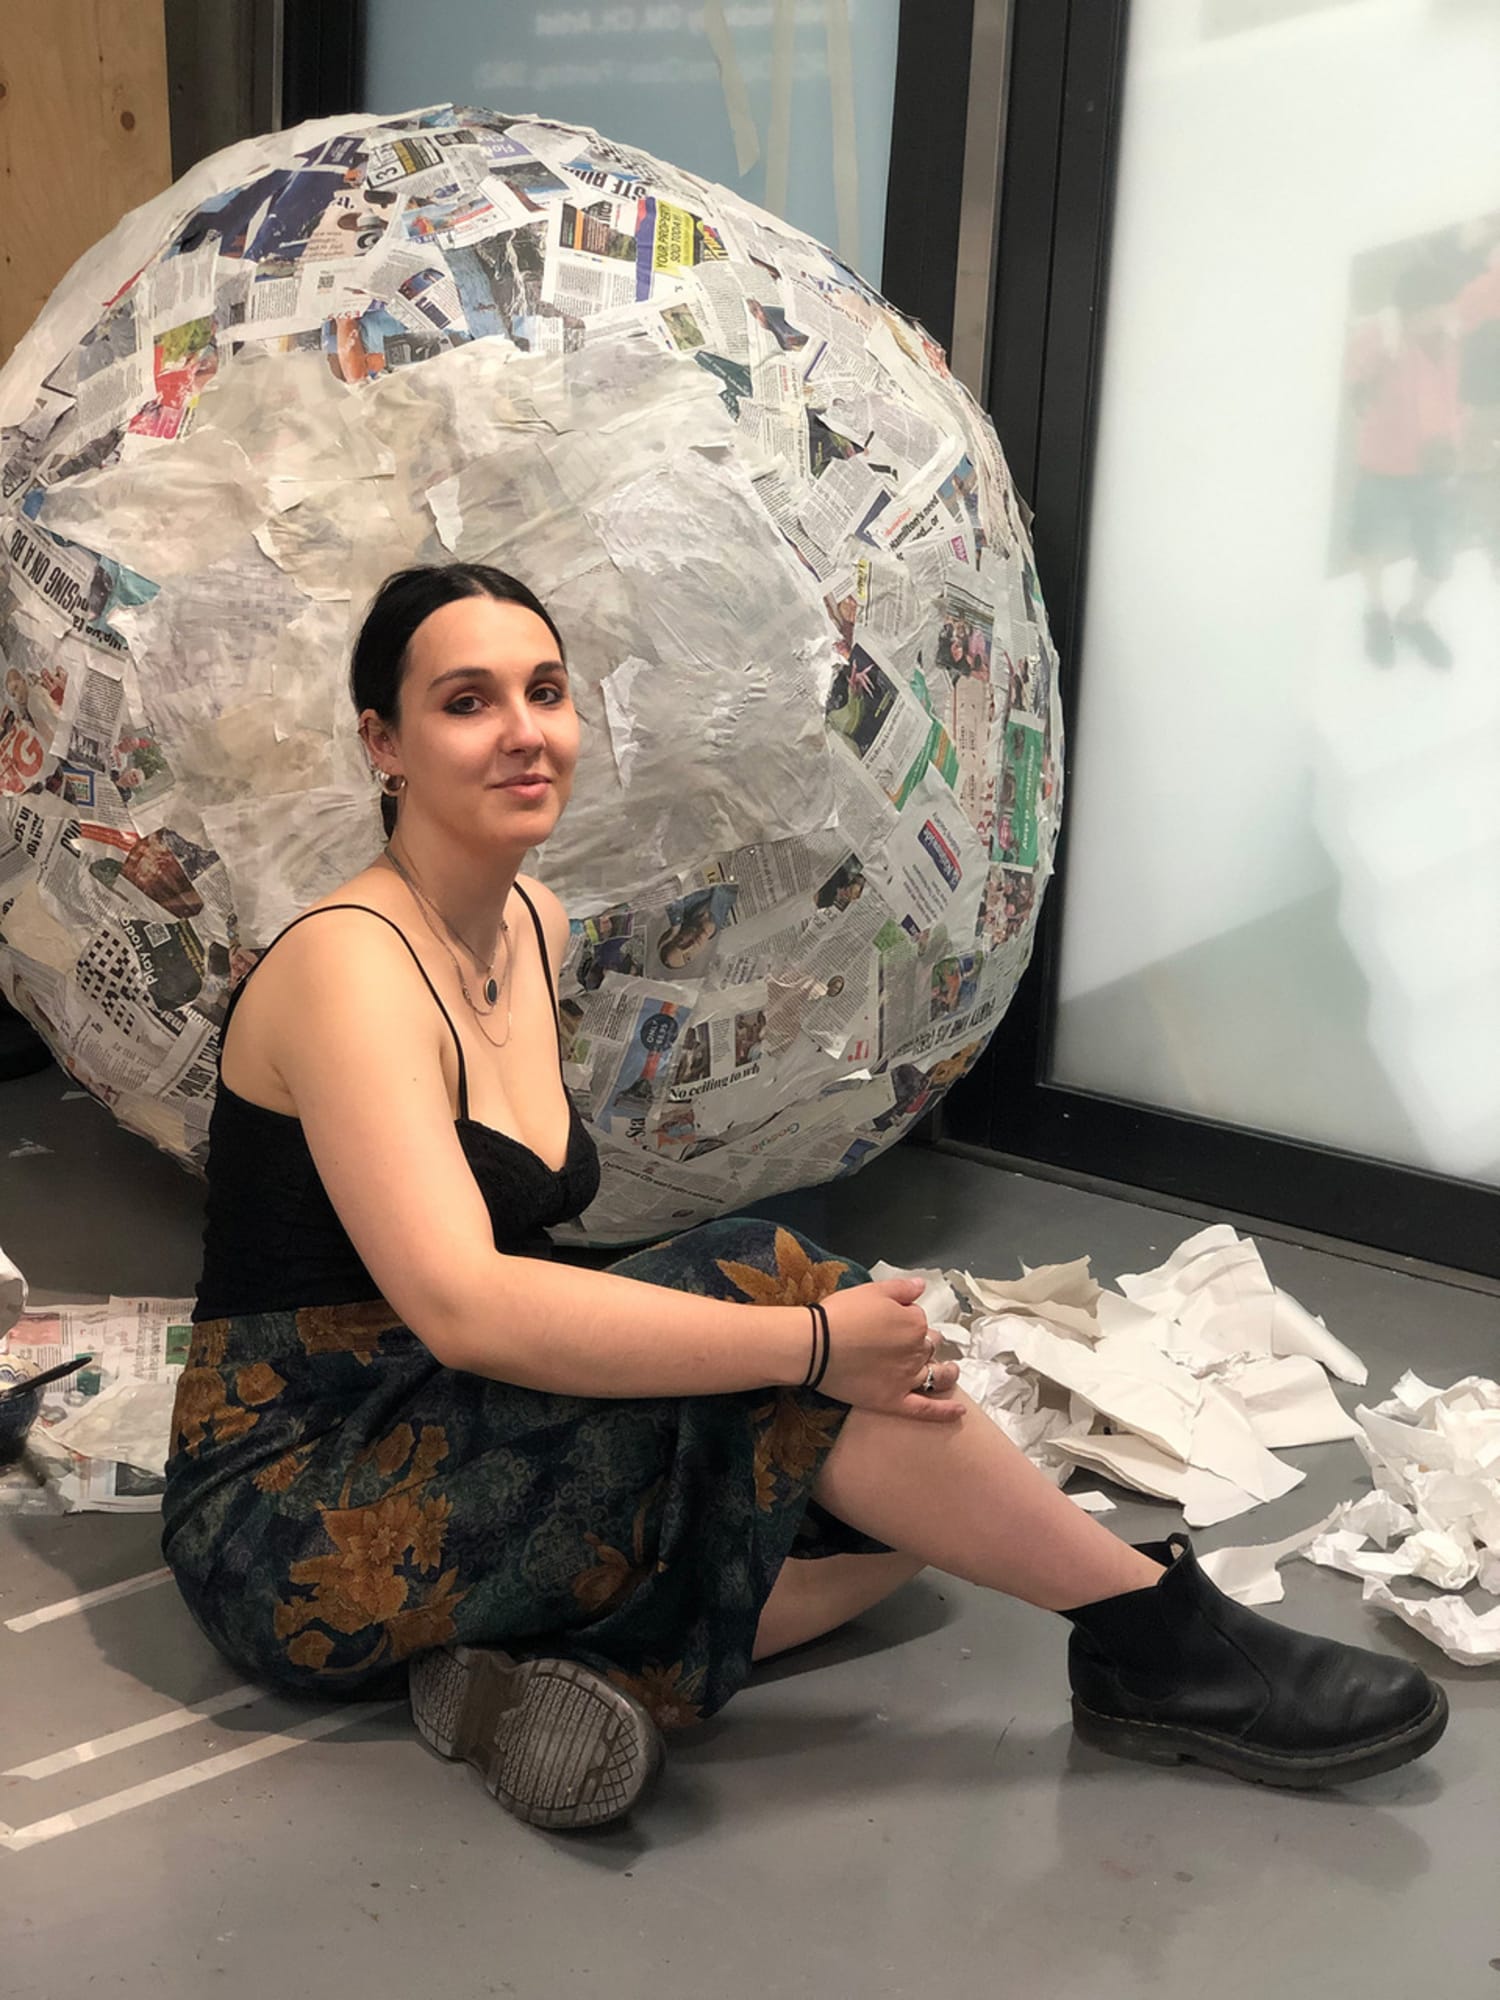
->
xmin=162 ymin=563 xmax=1446 ymax=1831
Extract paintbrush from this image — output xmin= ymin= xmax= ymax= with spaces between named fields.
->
xmin=0 ymin=1353 xmax=93 ymax=1402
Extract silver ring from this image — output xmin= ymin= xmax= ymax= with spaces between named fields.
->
xmin=922 ymin=1363 xmax=936 ymax=1394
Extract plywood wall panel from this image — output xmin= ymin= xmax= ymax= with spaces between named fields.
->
xmin=0 ymin=1 xmax=172 ymax=364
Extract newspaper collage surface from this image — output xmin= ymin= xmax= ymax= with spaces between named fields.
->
xmin=0 ymin=106 xmax=1062 ymax=1239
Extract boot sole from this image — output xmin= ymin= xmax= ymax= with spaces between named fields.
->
xmin=409 ymin=1644 xmax=665 ymax=1830
xmin=1072 ymin=1683 xmax=1448 ymax=1790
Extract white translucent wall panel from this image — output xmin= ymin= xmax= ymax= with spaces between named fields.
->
xmin=1052 ymin=0 xmax=1500 ymax=1183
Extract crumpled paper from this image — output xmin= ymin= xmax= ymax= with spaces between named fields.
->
xmin=1358 ymin=1583 xmax=1500 ymax=1666
xmin=875 ymin=1224 xmax=1364 ymax=1530
xmin=875 ymin=1227 xmax=1498 ymax=1666
xmin=1115 ymin=1225 xmax=1367 ymax=1385
xmin=1198 ymin=1374 xmax=1500 ymax=1665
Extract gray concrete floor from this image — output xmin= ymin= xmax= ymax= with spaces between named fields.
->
xmin=2 ymin=1063 xmax=1498 ymax=1999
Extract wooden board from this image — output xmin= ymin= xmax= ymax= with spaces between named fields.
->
xmin=0 ymin=0 xmax=173 ymax=365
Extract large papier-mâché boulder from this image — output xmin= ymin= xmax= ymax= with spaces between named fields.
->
xmin=0 ymin=107 xmax=1060 ymax=1242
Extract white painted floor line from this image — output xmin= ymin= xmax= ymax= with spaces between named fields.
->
xmin=0 ymin=1702 xmax=404 ymax=1853
xmin=5 ymin=1684 xmax=265 ymax=1780
xmin=4 ymin=1567 xmax=173 ymax=1633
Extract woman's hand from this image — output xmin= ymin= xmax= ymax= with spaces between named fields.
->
xmin=815 ymin=1277 xmax=965 ymax=1424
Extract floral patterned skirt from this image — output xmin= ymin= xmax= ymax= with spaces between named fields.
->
xmin=161 ymin=1218 xmax=893 ymax=1731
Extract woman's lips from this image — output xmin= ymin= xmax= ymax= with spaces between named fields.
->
xmin=492 ymin=776 xmax=551 ymax=795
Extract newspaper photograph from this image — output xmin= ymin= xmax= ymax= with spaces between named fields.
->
xmin=545 ymin=196 xmax=649 ymax=316
xmin=596 ymin=992 xmax=695 ymax=1138
xmin=641 ymin=883 xmax=739 ymax=980
xmin=663 ymin=977 xmax=770 ymax=1135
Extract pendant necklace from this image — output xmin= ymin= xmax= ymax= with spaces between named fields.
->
xmin=382 ymin=845 xmax=514 ymax=1047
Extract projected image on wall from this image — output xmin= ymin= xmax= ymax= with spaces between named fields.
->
xmin=1332 ymin=211 xmax=1500 ymax=672
xmin=1307 ymin=206 xmax=1500 ymax=1183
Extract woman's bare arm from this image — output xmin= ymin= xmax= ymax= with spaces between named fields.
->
xmin=273 ymin=907 xmax=809 ymax=1396
xmin=433 ymin=1255 xmax=812 ymax=1397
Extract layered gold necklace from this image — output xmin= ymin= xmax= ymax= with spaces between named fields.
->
xmin=381 ymin=843 xmax=514 ymax=1049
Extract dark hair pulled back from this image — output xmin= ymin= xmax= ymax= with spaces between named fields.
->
xmin=350 ymin=563 xmax=566 ymax=836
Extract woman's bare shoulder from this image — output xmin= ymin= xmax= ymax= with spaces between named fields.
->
xmin=225 ymin=869 xmax=432 ymax=1112
xmin=515 ymin=872 xmax=570 ymax=968
xmin=266 ymin=867 xmax=413 ymax=960
xmin=256 ymin=867 xmax=428 ymax=1023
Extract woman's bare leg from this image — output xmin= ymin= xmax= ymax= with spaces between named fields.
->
xmin=810 ymin=1390 xmax=1163 ymax=1611
xmin=752 ymin=1550 xmax=927 ymax=1662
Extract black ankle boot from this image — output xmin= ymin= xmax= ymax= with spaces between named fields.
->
xmin=1063 ymin=1533 xmax=1448 ymax=1789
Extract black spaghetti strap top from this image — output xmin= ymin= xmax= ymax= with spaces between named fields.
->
xmin=192 ymin=885 xmax=600 ymax=1322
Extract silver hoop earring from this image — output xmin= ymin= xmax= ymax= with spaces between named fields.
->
xmin=377 ymin=771 xmax=406 ymax=797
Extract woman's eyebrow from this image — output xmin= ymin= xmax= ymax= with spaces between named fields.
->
xmin=428 ymin=660 xmax=567 ymax=690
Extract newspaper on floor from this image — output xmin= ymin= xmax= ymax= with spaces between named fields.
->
xmin=1 ymin=1285 xmax=194 ymax=1514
